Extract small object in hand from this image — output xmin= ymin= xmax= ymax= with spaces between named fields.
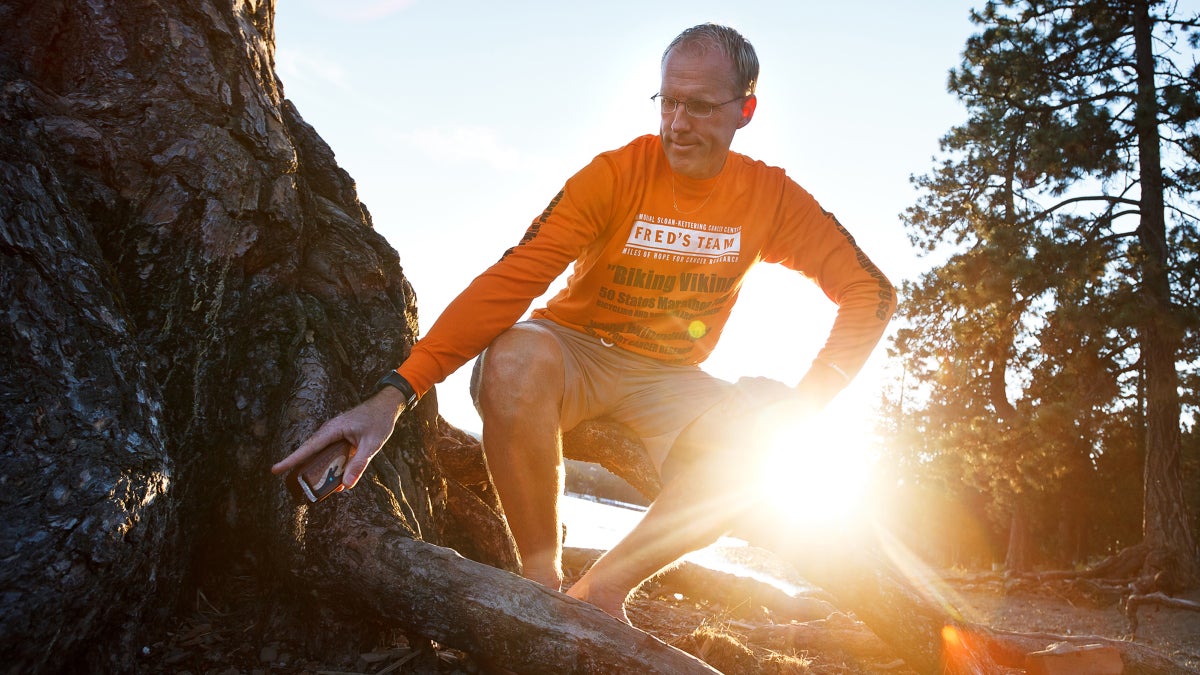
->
xmin=285 ymin=440 xmax=351 ymax=504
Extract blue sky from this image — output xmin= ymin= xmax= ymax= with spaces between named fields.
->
xmin=274 ymin=1 xmax=982 ymax=431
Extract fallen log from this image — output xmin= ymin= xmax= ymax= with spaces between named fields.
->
xmin=1023 ymin=544 xmax=1150 ymax=583
xmin=743 ymin=520 xmax=1200 ymax=673
xmin=1023 ymin=642 xmax=1123 ymax=675
xmin=563 ymin=418 xmax=663 ymax=501
xmin=560 ymin=420 xmax=1001 ymax=672
xmin=644 ymin=558 xmax=837 ymax=624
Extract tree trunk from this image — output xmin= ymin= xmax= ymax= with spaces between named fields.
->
xmin=1130 ymin=0 xmax=1200 ymax=590
xmin=1005 ymin=501 xmax=1032 ymax=574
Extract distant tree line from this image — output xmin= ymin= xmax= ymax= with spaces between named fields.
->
xmin=879 ymin=0 xmax=1199 ymax=589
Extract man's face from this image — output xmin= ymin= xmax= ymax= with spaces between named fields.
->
xmin=658 ymin=46 xmax=754 ymax=180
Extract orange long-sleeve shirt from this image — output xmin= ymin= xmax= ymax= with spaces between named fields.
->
xmin=397 ymin=135 xmax=895 ymax=396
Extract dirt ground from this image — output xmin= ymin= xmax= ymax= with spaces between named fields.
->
xmin=139 ymin=563 xmax=1200 ymax=674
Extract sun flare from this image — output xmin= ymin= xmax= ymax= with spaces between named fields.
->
xmin=756 ymin=411 xmax=877 ymax=528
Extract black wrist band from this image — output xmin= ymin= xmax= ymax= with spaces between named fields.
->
xmin=375 ymin=371 xmax=418 ymax=408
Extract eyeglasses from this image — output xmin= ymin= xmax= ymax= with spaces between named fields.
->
xmin=651 ymin=93 xmax=746 ymax=118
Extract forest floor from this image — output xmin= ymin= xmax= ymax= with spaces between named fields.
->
xmin=140 ymin=552 xmax=1200 ymax=675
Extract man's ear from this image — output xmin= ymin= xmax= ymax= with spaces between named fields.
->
xmin=737 ymin=95 xmax=757 ymax=128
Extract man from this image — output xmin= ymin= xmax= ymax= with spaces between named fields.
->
xmin=273 ymin=23 xmax=895 ymax=623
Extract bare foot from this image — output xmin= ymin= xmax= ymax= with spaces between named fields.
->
xmin=521 ymin=559 xmax=563 ymax=591
xmin=565 ymin=577 xmax=631 ymax=624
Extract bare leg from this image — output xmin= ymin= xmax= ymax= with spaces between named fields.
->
xmin=565 ymin=453 xmax=752 ymax=622
xmin=476 ymin=325 xmax=567 ymax=590
xmin=565 ymin=382 xmax=771 ymax=622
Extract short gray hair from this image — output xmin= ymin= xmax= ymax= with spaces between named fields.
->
xmin=663 ymin=24 xmax=759 ymax=96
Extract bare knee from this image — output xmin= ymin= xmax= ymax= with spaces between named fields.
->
xmin=476 ymin=324 xmax=565 ymax=423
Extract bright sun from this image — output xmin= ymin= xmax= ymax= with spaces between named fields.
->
xmin=755 ymin=410 xmax=878 ymax=529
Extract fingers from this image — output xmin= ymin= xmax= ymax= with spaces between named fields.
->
xmin=340 ymin=442 xmax=378 ymax=489
xmin=272 ymin=391 xmax=405 ymax=491
xmin=338 ymin=392 xmax=406 ymax=487
xmin=336 ymin=424 xmax=394 ymax=488
xmin=271 ymin=422 xmax=347 ymax=475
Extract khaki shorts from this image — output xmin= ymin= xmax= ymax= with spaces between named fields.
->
xmin=472 ymin=319 xmax=749 ymax=475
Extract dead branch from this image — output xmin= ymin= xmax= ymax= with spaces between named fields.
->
xmin=1125 ymin=592 xmax=1200 ymax=636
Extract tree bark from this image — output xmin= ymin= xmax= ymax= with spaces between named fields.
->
xmin=0 ymin=86 xmax=175 ymax=673
xmin=563 ymin=418 xmax=664 ymax=501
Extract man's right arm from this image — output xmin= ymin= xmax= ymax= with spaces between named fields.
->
xmin=274 ymin=152 xmax=620 ymax=491
xmin=395 ymin=155 xmax=620 ymax=397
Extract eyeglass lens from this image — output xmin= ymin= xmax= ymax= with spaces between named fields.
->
xmin=656 ymin=96 xmax=714 ymax=117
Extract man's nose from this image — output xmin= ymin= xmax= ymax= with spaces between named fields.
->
xmin=669 ymin=106 xmax=692 ymax=132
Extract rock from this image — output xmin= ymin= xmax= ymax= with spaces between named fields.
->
xmin=258 ymin=644 xmax=278 ymax=663
xmin=1025 ymin=642 xmax=1123 ymax=675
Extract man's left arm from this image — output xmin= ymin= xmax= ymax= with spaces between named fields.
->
xmin=767 ymin=192 xmax=898 ymax=411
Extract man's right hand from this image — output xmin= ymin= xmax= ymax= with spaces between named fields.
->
xmin=271 ymin=387 xmax=410 ymax=490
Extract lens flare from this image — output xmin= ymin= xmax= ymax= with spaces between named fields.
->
xmin=941 ymin=624 xmax=961 ymax=648
xmin=757 ymin=413 xmax=876 ymax=528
